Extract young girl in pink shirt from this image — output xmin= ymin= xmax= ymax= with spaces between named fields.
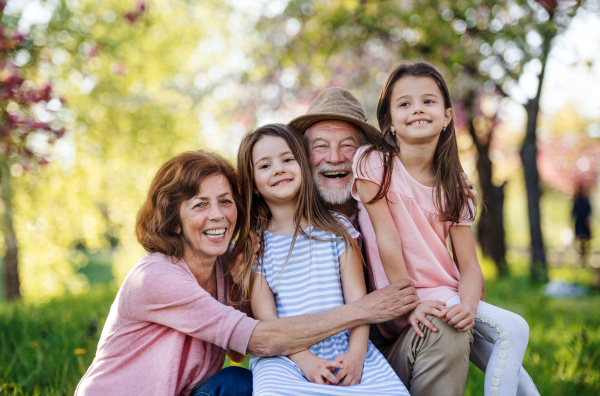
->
xmin=352 ymin=62 xmax=539 ymax=396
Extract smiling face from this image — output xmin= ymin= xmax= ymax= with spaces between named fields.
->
xmin=178 ymin=174 xmax=237 ymax=262
xmin=306 ymin=120 xmax=363 ymax=205
xmin=390 ymin=76 xmax=453 ymax=145
xmin=252 ymin=135 xmax=302 ymax=206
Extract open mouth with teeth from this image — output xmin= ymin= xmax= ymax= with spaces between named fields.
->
xmin=272 ymin=179 xmax=292 ymax=187
xmin=204 ymin=228 xmax=226 ymax=240
xmin=322 ymin=171 xmax=349 ymax=179
xmin=408 ymin=120 xmax=431 ymax=125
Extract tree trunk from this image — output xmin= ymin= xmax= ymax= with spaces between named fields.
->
xmin=465 ymin=93 xmax=509 ymax=276
xmin=1 ymin=158 xmax=20 ymax=300
xmin=519 ymin=33 xmax=551 ymax=282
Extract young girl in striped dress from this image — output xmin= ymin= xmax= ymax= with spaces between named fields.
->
xmin=353 ymin=62 xmax=539 ymax=396
xmin=235 ymin=124 xmax=407 ymax=396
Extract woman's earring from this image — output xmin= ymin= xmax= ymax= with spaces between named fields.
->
xmin=254 ymin=189 xmax=260 ymax=197
xmin=442 ymin=126 xmax=447 ymax=132
xmin=390 ymin=126 xmax=396 ymax=136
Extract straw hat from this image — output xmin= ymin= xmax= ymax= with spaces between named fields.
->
xmin=288 ymin=87 xmax=381 ymax=144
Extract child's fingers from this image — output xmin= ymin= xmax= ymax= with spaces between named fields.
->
xmin=350 ymin=375 xmax=362 ymax=386
xmin=438 ymin=306 xmax=451 ymax=318
xmin=326 ymin=359 xmax=343 ymax=370
xmin=456 ymin=319 xmax=475 ymax=332
xmin=410 ymin=318 xmax=425 ymax=338
xmin=418 ymin=315 xmax=437 ymax=333
xmin=448 ymin=310 xmax=470 ymax=326
xmin=336 ymin=371 xmax=352 ymax=386
xmin=453 ymin=317 xmax=472 ymax=330
xmin=320 ymin=368 xmax=338 ymax=384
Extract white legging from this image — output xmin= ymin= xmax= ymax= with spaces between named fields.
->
xmin=445 ymin=295 xmax=540 ymax=396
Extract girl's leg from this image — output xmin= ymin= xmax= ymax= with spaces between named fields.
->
xmin=469 ymin=337 xmax=540 ymax=396
xmin=445 ymin=295 xmax=536 ymax=396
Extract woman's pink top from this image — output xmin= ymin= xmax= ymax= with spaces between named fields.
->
xmin=352 ymin=147 xmax=474 ymax=339
xmin=75 ymin=252 xmax=258 ymax=396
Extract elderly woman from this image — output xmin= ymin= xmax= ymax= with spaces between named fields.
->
xmin=75 ymin=151 xmax=419 ymax=396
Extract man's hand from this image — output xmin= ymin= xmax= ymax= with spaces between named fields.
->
xmin=461 ymin=172 xmax=478 ymax=205
xmin=332 ymin=351 xmax=365 ymax=386
xmin=355 ymin=279 xmax=419 ymax=323
xmin=407 ymin=300 xmax=446 ymax=337
xmin=289 ymin=350 xmax=341 ymax=385
xmin=439 ymin=303 xmax=475 ymax=332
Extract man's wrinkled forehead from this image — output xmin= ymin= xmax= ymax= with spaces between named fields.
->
xmin=305 ymin=120 xmax=364 ymax=142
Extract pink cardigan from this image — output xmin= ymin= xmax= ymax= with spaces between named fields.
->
xmin=75 ymin=252 xmax=258 ymax=396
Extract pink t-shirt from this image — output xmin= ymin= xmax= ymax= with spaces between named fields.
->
xmin=75 ymin=252 xmax=258 ymax=396
xmin=352 ymin=146 xmax=474 ymax=339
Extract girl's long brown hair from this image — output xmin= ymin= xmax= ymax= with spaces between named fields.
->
xmin=233 ymin=124 xmax=360 ymax=300
xmin=357 ymin=62 xmax=475 ymax=223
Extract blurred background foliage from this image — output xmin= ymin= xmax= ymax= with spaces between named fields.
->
xmin=2 ymin=0 xmax=598 ymax=301
xmin=1 ymin=0 xmax=600 ymax=394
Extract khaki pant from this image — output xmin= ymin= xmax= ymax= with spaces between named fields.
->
xmin=370 ymin=315 xmax=473 ymax=396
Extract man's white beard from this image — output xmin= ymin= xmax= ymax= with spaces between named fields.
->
xmin=313 ymin=163 xmax=354 ymax=205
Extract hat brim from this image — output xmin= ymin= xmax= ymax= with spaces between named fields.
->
xmin=288 ymin=113 xmax=381 ymax=145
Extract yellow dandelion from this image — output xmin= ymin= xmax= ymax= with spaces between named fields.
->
xmin=30 ymin=340 xmax=40 ymax=348
xmin=74 ymin=348 xmax=86 ymax=355
xmin=229 ymin=360 xmax=240 ymax=366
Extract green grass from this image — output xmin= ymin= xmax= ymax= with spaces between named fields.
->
xmin=1 ymin=277 xmax=599 ymax=395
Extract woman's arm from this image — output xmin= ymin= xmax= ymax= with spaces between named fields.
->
xmin=355 ymin=179 xmax=408 ymax=283
xmin=247 ymin=278 xmax=419 ymax=357
xmin=441 ymin=225 xmax=484 ymax=331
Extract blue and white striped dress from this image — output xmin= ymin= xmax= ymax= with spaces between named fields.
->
xmin=250 ymin=216 xmax=408 ymax=396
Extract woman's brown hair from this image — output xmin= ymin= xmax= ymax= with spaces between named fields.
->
xmin=233 ymin=124 xmax=361 ymax=300
xmin=357 ymin=62 xmax=475 ymax=223
xmin=135 ymin=150 xmax=243 ymax=259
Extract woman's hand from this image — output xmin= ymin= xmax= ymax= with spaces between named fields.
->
xmin=332 ymin=351 xmax=365 ymax=386
xmin=407 ymin=300 xmax=447 ymax=337
xmin=288 ymin=350 xmax=341 ymax=385
xmin=439 ymin=303 xmax=476 ymax=332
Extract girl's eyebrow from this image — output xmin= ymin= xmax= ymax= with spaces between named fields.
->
xmin=253 ymin=151 xmax=293 ymax=165
xmin=395 ymin=92 xmax=439 ymax=102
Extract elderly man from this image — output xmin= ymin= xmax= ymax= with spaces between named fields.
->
xmin=289 ymin=87 xmax=473 ymax=396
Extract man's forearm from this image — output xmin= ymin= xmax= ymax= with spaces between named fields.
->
xmin=247 ymin=301 xmax=368 ymax=357
xmin=247 ymin=279 xmax=419 ymax=357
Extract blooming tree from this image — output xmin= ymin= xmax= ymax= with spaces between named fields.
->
xmin=1 ymin=1 xmax=65 ymax=299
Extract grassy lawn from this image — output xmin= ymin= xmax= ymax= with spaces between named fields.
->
xmin=1 ymin=276 xmax=599 ymax=395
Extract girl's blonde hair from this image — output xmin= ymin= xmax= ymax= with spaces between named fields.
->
xmin=233 ymin=123 xmax=361 ymax=301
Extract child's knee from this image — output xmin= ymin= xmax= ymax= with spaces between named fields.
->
xmin=504 ymin=312 xmax=529 ymax=342
xmin=428 ymin=315 xmax=473 ymax=356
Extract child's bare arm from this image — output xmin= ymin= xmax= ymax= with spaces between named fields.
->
xmin=355 ymin=179 xmax=408 ymax=283
xmin=440 ymin=225 xmax=484 ymax=332
xmin=334 ymin=245 xmax=369 ymax=385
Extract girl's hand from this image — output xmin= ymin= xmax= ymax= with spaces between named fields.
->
xmin=439 ymin=303 xmax=476 ymax=332
xmin=289 ymin=351 xmax=341 ymax=385
xmin=332 ymin=351 xmax=365 ymax=386
xmin=407 ymin=300 xmax=447 ymax=337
